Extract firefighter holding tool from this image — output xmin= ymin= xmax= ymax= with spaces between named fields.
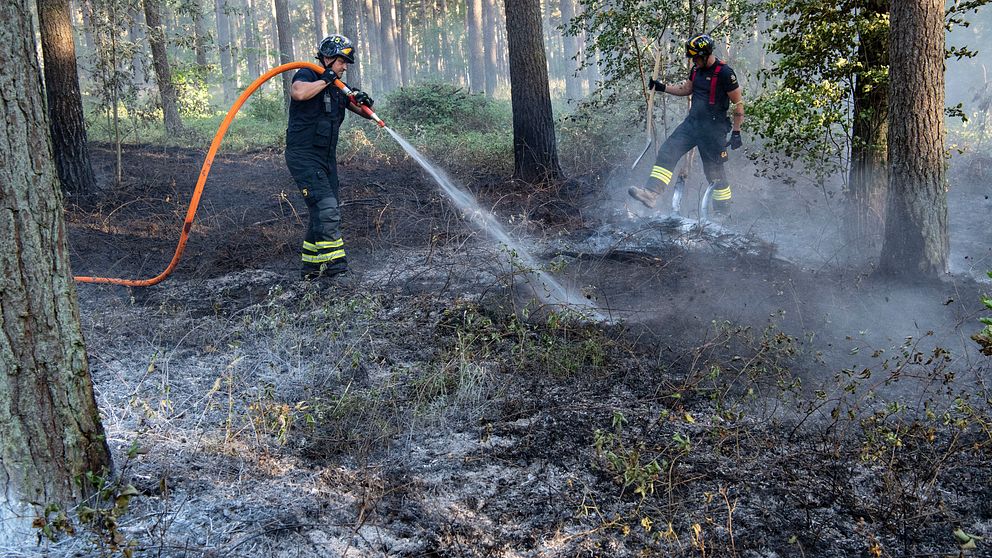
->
xmin=628 ymin=34 xmax=744 ymax=217
xmin=286 ymin=34 xmax=376 ymax=281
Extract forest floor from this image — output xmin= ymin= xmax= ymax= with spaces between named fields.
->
xmin=17 ymin=141 xmax=992 ymax=557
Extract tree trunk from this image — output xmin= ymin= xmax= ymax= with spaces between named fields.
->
xmin=144 ymin=0 xmax=184 ymax=133
xmin=245 ymin=0 xmax=261 ymax=77
xmin=274 ymin=0 xmax=294 ymax=103
xmin=0 ymin=0 xmax=112 ymax=544
xmin=385 ymin=0 xmax=402 ymax=86
xmin=396 ymin=0 xmax=409 ymax=86
xmin=877 ymin=0 xmax=948 ymax=278
xmin=313 ymin=0 xmax=325 ymax=44
xmin=341 ymin=0 xmax=362 ymax=86
xmin=191 ymin=0 xmax=209 ymax=67
xmin=128 ymin=5 xmax=147 ymax=84
xmin=504 ymin=0 xmax=561 ymax=182
xmin=37 ymin=0 xmax=98 ymax=194
xmin=482 ymin=0 xmax=497 ymax=95
xmin=847 ymin=0 xmax=889 ymax=254
xmin=466 ymin=0 xmax=484 ymax=92
xmin=215 ymin=0 xmax=235 ymax=102
xmin=559 ymin=0 xmax=581 ymax=102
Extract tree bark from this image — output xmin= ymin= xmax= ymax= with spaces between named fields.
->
xmin=504 ymin=0 xmax=562 ymax=182
xmin=877 ymin=0 xmax=948 ymax=278
xmin=396 ymin=0 xmax=409 ymax=86
xmin=274 ymin=0 xmax=294 ymax=103
xmin=144 ymin=0 xmax=184 ymax=134
xmin=482 ymin=0 xmax=497 ymax=95
xmin=559 ymin=0 xmax=581 ymax=102
xmin=215 ymin=0 xmax=235 ymax=102
xmin=0 ymin=0 xmax=112 ymax=544
xmin=466 ymin=0 xmax=484 ymax=92
xmin=245 ymin=0 xmax=261 ymax=77
xmin=847 ymin=0 xmax=889 ymax=253
xmin=340 ymin=0 xmax=362 ymax=86
xmin=314 ymin=0 xmax=326 ymax=44
xmin=190 ymin=0 xmax=209 ymax=67
xmin=37 ymin=0 xmax=98 ymax=194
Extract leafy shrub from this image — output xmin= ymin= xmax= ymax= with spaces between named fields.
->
xmin=244 ymin=91 xmax=288 ymax=122
xmin=383 ymin=81 xmax=508 ymax=135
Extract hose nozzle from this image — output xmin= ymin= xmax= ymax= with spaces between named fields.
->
xmin=332 ymin=78 xmax=386 ymax=128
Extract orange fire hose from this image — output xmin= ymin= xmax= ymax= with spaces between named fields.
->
xmin=74 ymin=61 xmax=385 ymax=287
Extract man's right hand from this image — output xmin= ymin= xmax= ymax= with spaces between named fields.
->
xmin=320 ymin=68 xmax=338 ymax=84
xmin=648 ymin=78 xmax=666 ymax=92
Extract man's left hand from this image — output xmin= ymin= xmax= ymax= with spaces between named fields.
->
xmin=728 ymin=131 xmax=743 ymax=150
xmin=353 ymin=90 xmax=374 ymax=107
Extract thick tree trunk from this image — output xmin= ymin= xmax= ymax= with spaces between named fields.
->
xmin=559 ymin=0 xmax=581 ymax=102
xmin=482 ymin=0 xmax=497 ymax=95
xmin=274 ymin=0 xmax=294 ymax=103
xmin=340 ymin=0 xmax=362 ymax=86
xmin=504 ymin=0 xmax=562 ymax=182
xmin=466 ymin=0 xmax=484 ymax=92
xmin=877 ymin=0 xmax=948 ymax=278
xmin=846 ymin=0 xmax=889 ymax=254
xmin=215 ymin=0 xmax=235 ymax=102
xmin=37 ymin=0 xmax=98 ymax=194
xmin=144 ymin=0 xmax=184 ymax=134
xmin=0 ymin=0 xmax=112 ymax=544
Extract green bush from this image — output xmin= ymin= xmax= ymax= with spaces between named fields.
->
xmin=382 ymin=81 xmax=508 ymax=135
xmin=244 ymin=91 xmax=288 ymax=122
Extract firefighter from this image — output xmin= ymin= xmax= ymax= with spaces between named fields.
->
xmin=628 ymin=34 xmax=744 ymax=215
xmin=286 ymin=34 xmax=375 ymax=280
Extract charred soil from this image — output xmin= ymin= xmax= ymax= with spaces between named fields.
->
xmin=45 ymin=144 xmax=992 ymax=557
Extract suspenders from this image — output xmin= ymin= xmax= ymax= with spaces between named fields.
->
xmin=689 ymin=63 xmax=724 ymax=105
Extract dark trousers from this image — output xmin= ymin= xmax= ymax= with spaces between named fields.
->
xmin=286 ymin=150 xmax=347 ymax=275
xmin=644 ymin=116 xmax=731 ymax=194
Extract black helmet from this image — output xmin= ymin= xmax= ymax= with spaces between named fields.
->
xmin=317 ymin=34 xmax=355 ymax=63
xmin=685 ymin=34 xmax=715 ymax=58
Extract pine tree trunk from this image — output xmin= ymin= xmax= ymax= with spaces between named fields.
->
xmin=340 ymin=0 xmax=362 ymax=86
xmin=504 ymin=0 xmax=561 ymax=182
xmin=559 ymin=0 xmax=581 ymax=102
xmin=128 ymin=6 xmax=148 ymax=84
xmin=191 ymin=0 xmax=209 ymax=67
xmin=274 ymin=0 xmax=294 ymax=103
xmin=313 ymin=0 xmax=325 ymax=44
xmin=245 ymin=0 xmax=261 ymax=77
xmin=0 ymin=0 xmax=112 ymax=543
xmin=215 ymin=0 xmax=235 ymax=102
xmin=877 ymin=0 xmax=948 ymax=278
xmin=385 ymin=0 xmax=402 ymax=86
xmin=482 ymin=0 xmax=497 ymax=95
xmin=396 ymin=0 xmax=409 ymax=86
xmin=847 ymin=0 xmax=889 ymax=255
xmin=466 ymin=0 xmax=484 ymax=92
xmin=144 ymin=0 xmax=184 ymax=133
xmin=37 ymin=0 xmax=98 ymax=194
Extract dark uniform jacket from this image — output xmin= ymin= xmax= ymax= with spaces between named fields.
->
xmin=286 ymin=68 xmax=350 ymax=166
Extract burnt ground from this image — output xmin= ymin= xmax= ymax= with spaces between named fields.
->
xmin=20 ymin=143 xmax=992 ymax=557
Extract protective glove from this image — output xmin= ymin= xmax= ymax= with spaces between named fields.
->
xmin=728 ymin=130 xmax=742 ymax=150
xmin=320 ymin=67 xmax=338 ymax=84
xmin=647 ymin=78 xmax=666 ymax=92
xmin=352 ymin=89 xmax=374 ymax=107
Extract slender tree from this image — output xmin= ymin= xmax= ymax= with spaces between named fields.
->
xmin=36 ymin=0 xmax=98 ymax=193
xmin=559 ymin=0 xmax=581 ymax=102
xmin=466 ymin=0 xmax=484 ymax=91
xmin=340 ymin=0 xmax=362 ymax=86
xmin=274 ymin=0 xmax=294 ymax=102
xmin=215 ymin=0 xmax=235 ymax=102
xmin=0 ymin=0 xmax=112 ymax=544
xmin=245 ymin=0 xmax=262 ymax=77
xmin=144 ymin=0 xmax=184 ymax=133
xmin=482 ymin=0 xmax=498 ymax=95
xmin=877 ymin=0 xmax=948 ymax=278
xmin=313 ymin=0 xmax=326 ymax=43
xmin=504 ymin=0 xmax=562 ymax=182
xmin=190 ymin=0 xmax=209 ymax=67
